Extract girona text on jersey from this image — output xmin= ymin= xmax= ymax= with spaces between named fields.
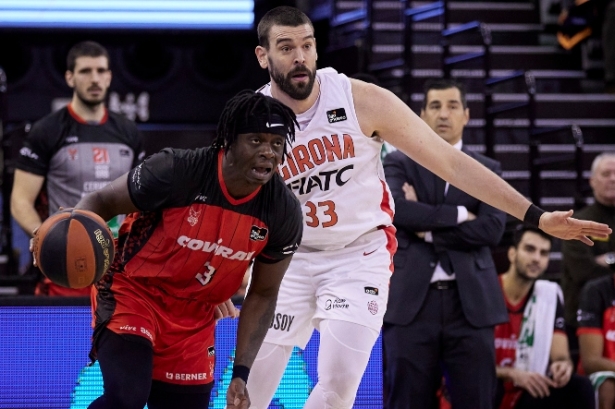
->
xmin=279 ymin=133 xmax=356 ymax=195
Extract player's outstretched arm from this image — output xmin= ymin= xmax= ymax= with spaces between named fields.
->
xmin=226 ymin=256 xmax=292 ymax=408
xmin=350 ymin=79 xmax=611 ymax=244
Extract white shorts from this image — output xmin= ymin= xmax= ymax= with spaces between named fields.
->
xmin=589 ymin=371 xmax=615 ymax=391
xmin=264 ymin=227 xmax=396 ymax=349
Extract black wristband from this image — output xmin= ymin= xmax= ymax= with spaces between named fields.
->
xmin=523 ymin=204 xmax=545 ymax=227
xmin=232 ymin=365 xmax=250 ymax=383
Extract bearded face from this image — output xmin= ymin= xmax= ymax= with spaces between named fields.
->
xmin=268 ymin=57 xmax=316 ymax=101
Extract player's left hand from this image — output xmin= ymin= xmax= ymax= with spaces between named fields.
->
xmin=549 ymin=360 xmax=573 ymax=388
xmin=539 ymin=210 xmax=612 ymax=246
xmin=215 ymin=299 xmax=240 ymax=322
xmin=226 ymin=378 xmax=250 ymax=408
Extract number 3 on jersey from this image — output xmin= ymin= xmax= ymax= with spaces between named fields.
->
xmin=305 ymin=200 xmax=339 ymax=228
xmin=196 ymin=262 xmax=217 ymax=286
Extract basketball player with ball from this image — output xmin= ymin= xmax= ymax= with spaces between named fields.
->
xmin=33 ymin=90 xmax=303 ymax=409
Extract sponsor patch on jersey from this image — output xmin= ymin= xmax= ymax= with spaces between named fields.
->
xmin=19 ymin=147 xmax=39 ymax=160
xmin=326 ymin=108 xmax=347 ymax=123
xmin=250 ymin=226 xmax=268 ymax=241
xmin=207 ymin=346 xmax=215 ymax=356
xmin=187 ymin=206 xmax=201 ymax=226
xmin=367 ymin=300 xmax=378 ymax=315
xmin=193 ymin=193 xmax=208 ymax=203
xmin=577 ymin=309 xmax=595 ymax=322
xmin=68 ymin=148 xmax=78 ymax=161
xmin=325 ymin=298 xmax=349 ymax=310
xmin=364 ymin=286 xmax=379 ymax=296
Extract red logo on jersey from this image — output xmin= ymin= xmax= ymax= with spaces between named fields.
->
xmin=68 ymin=148 xmax=78 ymax=161
xmin=278 ymin=134 xmax=356 ymax=181
xmin=92 ymin=148 xmax=110 ymax=164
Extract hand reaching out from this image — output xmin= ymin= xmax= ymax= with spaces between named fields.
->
xmin=539 ymin=210 xmax=612 ymax=246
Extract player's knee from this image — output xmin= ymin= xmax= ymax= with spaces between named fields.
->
xmin=319 ymin=370 xmax=361 ymax=407
xmin=320 ymin=387 xmax=354 ymax=409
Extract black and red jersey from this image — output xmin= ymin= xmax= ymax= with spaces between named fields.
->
xmin=102 ymin=147 xmax=303 ymax=305
xmin=495 ymin=278 xmax=565 ymax=369
xmin=577 ymin=274 xmax=615 ymax=360
xmin=15 ymin=105 xmax=144 ymax=216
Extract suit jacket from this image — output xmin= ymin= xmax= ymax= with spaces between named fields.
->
xmin=383 ymin=146 xmax=508 ymax=328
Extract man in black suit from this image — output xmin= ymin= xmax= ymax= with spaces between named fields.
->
xmin=383 ymin=79 xmax=508 ymax=409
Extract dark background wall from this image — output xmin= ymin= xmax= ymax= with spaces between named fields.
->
xmin=0 ymin=0 xmax=341 ymax=154
xmin=0 ymin=31 xmax=269 ymax=125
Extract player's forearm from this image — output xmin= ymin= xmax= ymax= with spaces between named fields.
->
xmin=75 ymin=174 xmax=138 ymax=222
xmin=75 ymin=192 xmax=116 ymax=222
xmin=10 ymin=198 xmax=41 ymax=237
xmin=233 ymin=292 xmax=277 ymax=368
xmin=496 ymin=366 xmax=516 ymax=380
xmin=583 ymin=356 xmax=615 ymax=374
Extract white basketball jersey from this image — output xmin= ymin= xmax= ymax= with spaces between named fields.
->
xmin=260 ymin=68 xmax=394 ymax=250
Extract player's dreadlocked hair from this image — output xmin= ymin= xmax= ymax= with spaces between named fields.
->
xmin=214 ymin=90 xmax=298 ymax=161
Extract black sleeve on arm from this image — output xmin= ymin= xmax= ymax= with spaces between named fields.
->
xmin=127 ymin=148 xmax=177 ymax=211
xmin=130 ymin=125 xmax=145 ymax=167
xmin=257 ymin=194 xmax=303 ymax=264
xmin=577 ymin=279 xmax=607 ymax=330
xmin=554 ymin=296 xmax=566 ymax=332
xmin=14 ymin=119 xmax=56 ymax=176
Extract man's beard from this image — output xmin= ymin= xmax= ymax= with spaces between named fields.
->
xmin=269 ymin=60 xmax=316 ymax=101
xmin=514 ymin=259 xmax=543 ymax=282
xmin=75 ymin=88 xmax=106 ymax=108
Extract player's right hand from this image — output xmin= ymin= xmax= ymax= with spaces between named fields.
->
xmin=226 ymin=378 xmax=250 ymax=409
xmin=539 ymin=210 xmax=612 ymax=246
xmin=30 ymin=227 xmax=40 ymax=267
xmin=215 ymin=299 xmax=240 ymax=322
xmin=511 ymin=369 xmax=556 ymax=398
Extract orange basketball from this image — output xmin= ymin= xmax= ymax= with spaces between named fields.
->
xmin=32 ymin=209 xmax=115 ymax=289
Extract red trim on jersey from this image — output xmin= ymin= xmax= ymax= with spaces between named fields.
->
xmin=378 ymin=180 xmax=396 ymax=272
xmin=554 ymin=329 xmax=566 ymax=336
xmin=500 ymin=275 xmax=531 ymax=313
xmin=67 ymin=103 xmax=108 ymax=125
xmin=217 ymin=150 xmax=262 ymax=205
xmin=381 ymin=225 xmax=397 ymax=273
xmin=577 ymin=327 xmax=603 ymax=336
xmin=379 ymin=180 xmax=394 ymax=221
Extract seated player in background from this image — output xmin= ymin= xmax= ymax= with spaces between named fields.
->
xmin=578 ymin=271 xmax=615 ymax=408
xmin=495 ymin=225 xmax=594 ymax=409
